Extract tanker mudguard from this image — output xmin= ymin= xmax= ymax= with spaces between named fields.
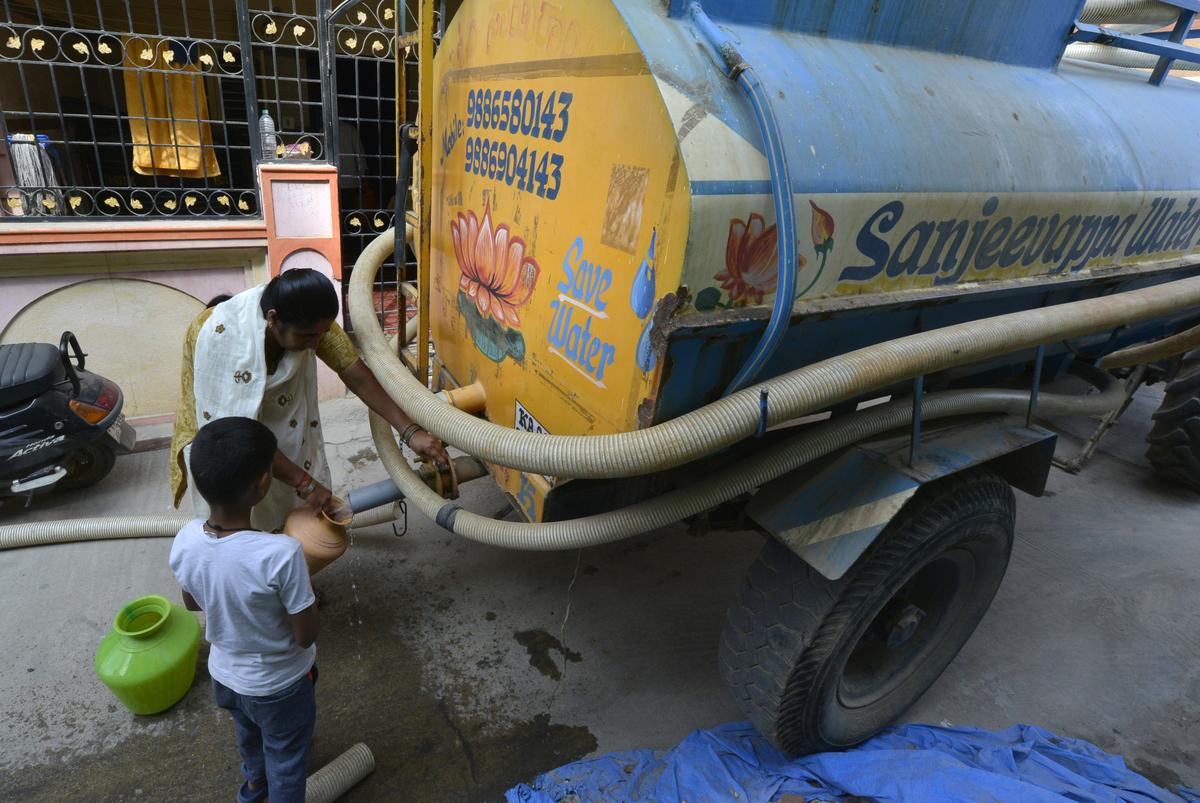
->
xmin=746 ymin=418 xmax=1057 ymax=580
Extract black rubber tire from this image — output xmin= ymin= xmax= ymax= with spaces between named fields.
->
xmin=719 ymin=468 xmax=1015 ymax=756
xmin=59 ymin=441 xmax=118 ymax=490
xmin=1146 ymin=349 xmax=1200 ymax=492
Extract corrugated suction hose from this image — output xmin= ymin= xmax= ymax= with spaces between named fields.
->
xmin=0 ymin=371 xmax=1123 ymax=555
xmin=0 ymin=501 xmax=399 ymax=552
xmin=306 ymin=742 xmax=375 ymax=803
xmin=0 ymin=514 xmax=191 ymax=551
xmin=369 ymin=368 xmax=1125 ymax=551
xmin=1078 ymin=0 xmax=1178 ymax=28
xmin=350 ymin=225 xmax=1200 ymax=481
xmin=1065 ymin=42 xmax=1200 ymax=71
xmin=1100 ymin=321 xmax=1200 ymax=368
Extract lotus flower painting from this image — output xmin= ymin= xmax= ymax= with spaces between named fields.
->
xmin=695 ymin=202 xmax=838 ymax=311
xmin=450 ymin=203 xmax=540 ymax=362
xmin=717 ymin=213 xmax=787 ymax=306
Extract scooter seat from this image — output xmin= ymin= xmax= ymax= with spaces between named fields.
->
xmin=0 ymin=342 xmax=65 ymax=408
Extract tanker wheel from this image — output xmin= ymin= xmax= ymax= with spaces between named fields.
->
xmin=719 ymin=468 xmax=1014 ymax=756
xmin=59 ymin=442 xmax=118 ymax=490
xmin=1146 ymin=348 xmax=1200 ymax=492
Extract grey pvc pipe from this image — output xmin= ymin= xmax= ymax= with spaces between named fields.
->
xmin=350 ymin=226 xmax=1200 ymax=481
xmin=347 ymin=478 xmax=404 ymax=514
xmin=306 ymin=742 xmax=375 ymax=803
xmin=344 ymin=456 xmax=489 ymax=514
xmin=368 ymin=369 xmax=1124 ymax=551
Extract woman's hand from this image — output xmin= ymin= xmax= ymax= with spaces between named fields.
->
xmin=305 ymin=483 xmax=334 ymax=513
xmin=338 ymin=361 xmax=452 ymax=472
xmin=409 ymin=430 xmax=450 ymax=469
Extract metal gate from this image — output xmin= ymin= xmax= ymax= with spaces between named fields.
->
xmin=325 ymin=0 xmax=407 ymax=334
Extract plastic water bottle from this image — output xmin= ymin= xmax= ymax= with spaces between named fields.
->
xmin=259 ymin=108 xmax=276 ymax=159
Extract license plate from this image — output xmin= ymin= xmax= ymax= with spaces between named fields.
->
xmin=107 ymin=415 xmax=136 ymax=451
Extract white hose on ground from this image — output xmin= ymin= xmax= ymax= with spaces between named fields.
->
xmin=305 ymin=742 xmax=375 ymax=803
xmin=0 ymin=514 xmax=191 ymax=551
xmin=369 ymin=369 xmax=1125 ymax=551
xmin=0 ymin=503 xmax=404 ymax=552
xmin=349 ymin=226 xmax=1200 ymax=480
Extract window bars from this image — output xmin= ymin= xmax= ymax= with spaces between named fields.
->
xmin=0 ymin=0 xmax=362 ymax=219
xmin=0 ymin=0 xmax=259 ymax=218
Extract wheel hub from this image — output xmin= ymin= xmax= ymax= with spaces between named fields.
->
xmin=883 ymin=603 xmax=926 ymax=648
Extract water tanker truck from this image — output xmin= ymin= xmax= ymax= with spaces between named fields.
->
xmin=343 ymin=0 xmax=1200 ymax=754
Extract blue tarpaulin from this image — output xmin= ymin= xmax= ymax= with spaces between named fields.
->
xmin=506 ymin=722 xmax=1198 ymax=803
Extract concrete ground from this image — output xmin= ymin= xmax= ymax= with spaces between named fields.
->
xmin=0 ymin=389 xmax=1197 ymax=801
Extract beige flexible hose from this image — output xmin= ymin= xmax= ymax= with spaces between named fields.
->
xmin=0 ymin=514 xmax=191 ymax=551
xmin=368 ymin=371 xmax=1124 ymax=551
xmin=0 ymin=374 xmax=1119 ymax=553
xmin=1078 ymin=0 xmax=1177 ymax=28
xmin=1100 ymin=322 xmax=1200 ymax=368
xmin=1065 ymin=43 xmax=1200 ymax=72
xmin=0 ymin=504 xmax=403 ymax=552
xmin=350 ymin=226 xmax=1200 ymax=480
xmin=306 ymin=742 xmax=375 ymax=803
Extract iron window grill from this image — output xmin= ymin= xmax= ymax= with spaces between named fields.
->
xmin=333 ymin=0 xmax=406 ymax=334
xmin=0 ymin=0 xmax=262 ymax=218
xmin=248 ymin=0 xmax=328 ymax=163
xmin=1 ymin=0 xmax=416 ymax=339
xmin=0 ymin=0 xmax=399 ymax=220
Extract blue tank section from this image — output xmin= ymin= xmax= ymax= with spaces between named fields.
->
xmin=662 ymin=0 xmax=1084 ymax=69
xmin=606 ymin=1 xmax=1200 ymax=421
xmin=617 ymin=2 xmax=1200 ymax=196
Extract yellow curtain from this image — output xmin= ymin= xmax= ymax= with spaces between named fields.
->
xmin=123 ymin=39 xmax=221 ymax=178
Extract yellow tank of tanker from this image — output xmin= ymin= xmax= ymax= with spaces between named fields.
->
xmin=430 ymin=1 xmax=691 ymax=521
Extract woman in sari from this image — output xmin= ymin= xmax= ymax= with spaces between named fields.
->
xmin=170 ymin=269 xmax=448 ymax=529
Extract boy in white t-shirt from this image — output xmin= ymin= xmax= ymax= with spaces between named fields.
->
xmin=170 ymin=417 xmax=319 ymax=803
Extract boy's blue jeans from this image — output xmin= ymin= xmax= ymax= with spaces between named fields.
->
xmin=212 ymin=667 xmax=316 ymax=803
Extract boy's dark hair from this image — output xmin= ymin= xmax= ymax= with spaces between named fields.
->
xmin=190 ymin=417 xmax=277 ymax=507
xmin=260 ymin=269 xmax=340 ymax=328
xmin=206 ymin=293 xmax=233 ymax=309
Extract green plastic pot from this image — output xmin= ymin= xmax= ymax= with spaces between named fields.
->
xmin=95 ymin=594 xmax=201 ymax=715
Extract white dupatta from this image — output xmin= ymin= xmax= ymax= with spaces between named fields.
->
xmin=191 ymin=284 xmax=330 ymax=530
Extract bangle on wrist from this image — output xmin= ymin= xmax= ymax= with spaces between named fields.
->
xmin=294 ymin=471 xmax=318 ymax=499
xmin=400 ymin=423 xmax=421 ymax=446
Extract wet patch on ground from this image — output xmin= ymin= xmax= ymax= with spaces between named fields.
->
xmin=514 ymin=629 xmax=582 ymax=681
xmin=1129 ymin=757 xmax=1183 ymax=792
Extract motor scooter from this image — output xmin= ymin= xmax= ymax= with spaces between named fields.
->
xmin=0 ymin=332 xmax=136 ymax=502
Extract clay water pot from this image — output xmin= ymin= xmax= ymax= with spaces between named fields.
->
xmin=284 ymin=502 xmax=351 ymax=576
